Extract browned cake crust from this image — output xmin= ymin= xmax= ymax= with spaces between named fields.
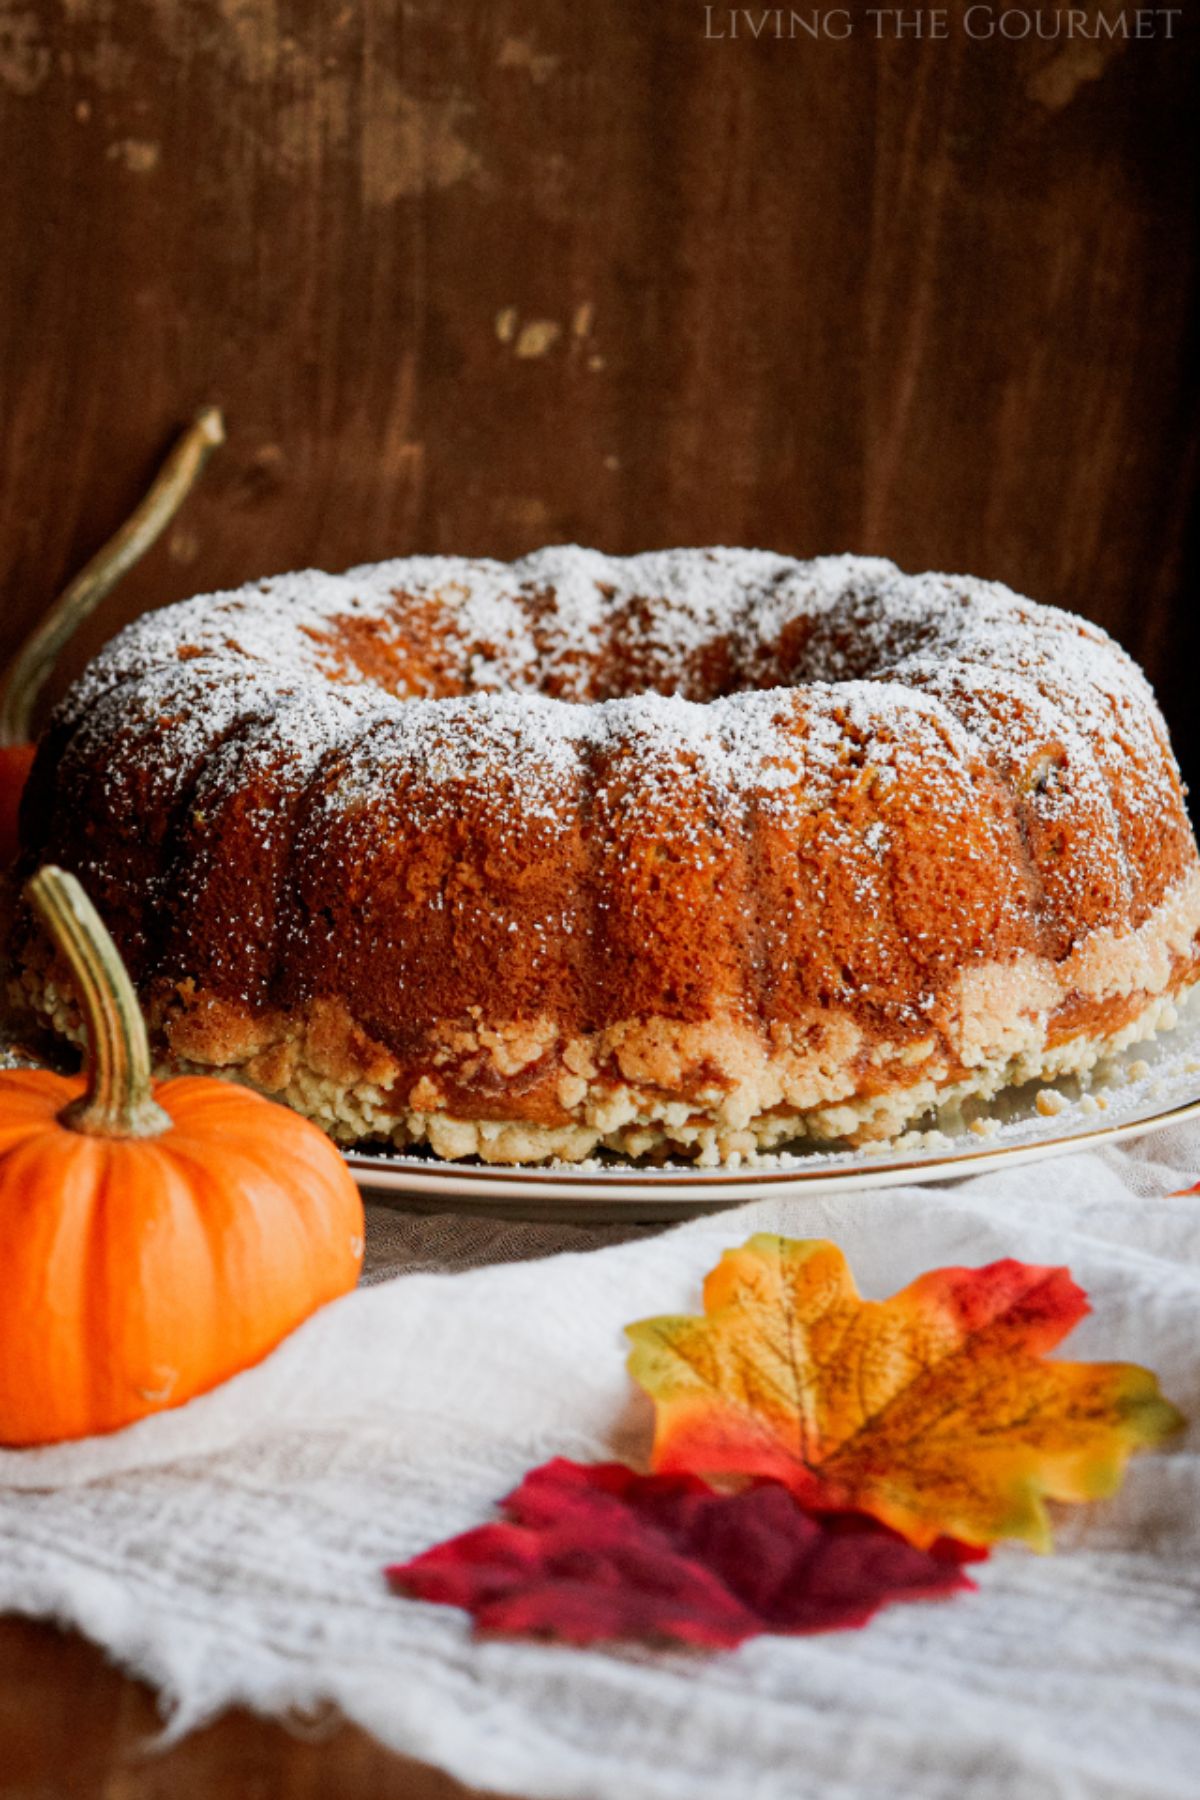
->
xmin=10 ymin=549 xmax=1200 ymax=1163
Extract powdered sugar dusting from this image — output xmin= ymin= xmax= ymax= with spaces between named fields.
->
xmin=47 ymin=545 xmax=1189 ymax=958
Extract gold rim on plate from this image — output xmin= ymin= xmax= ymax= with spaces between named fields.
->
xmin=344 ymin=1088 xmax=1200 ymax=1213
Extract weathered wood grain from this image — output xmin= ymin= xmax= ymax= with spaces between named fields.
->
xmin=0 ymin=1615 xmax=493 ymax=1798
xmin=0 ymin=1 xmax=1196 ymax=790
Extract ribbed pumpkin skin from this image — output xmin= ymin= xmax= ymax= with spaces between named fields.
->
xmin=0 ymin=1069 xmax=364 ymax=1445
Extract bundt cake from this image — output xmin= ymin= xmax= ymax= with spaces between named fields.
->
xmin=9 ymin=548 xmax=1200 ymax=1164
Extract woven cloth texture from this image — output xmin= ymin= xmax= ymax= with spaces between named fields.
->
xmin=1 ymin=1125 xmax=1198 ymax=1800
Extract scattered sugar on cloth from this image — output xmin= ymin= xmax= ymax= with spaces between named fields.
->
xmin=0 ymin=1127 xmax=1198 ymax=1800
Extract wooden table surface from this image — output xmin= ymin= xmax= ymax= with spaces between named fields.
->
xmin=0 ymin=1617 xmax=499 ymax=1800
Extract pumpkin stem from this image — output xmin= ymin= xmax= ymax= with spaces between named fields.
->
xmin=0 ymin=407 xmax=225 ymax=748
xmin=25 ymin=866 xmax=172 ymax=1140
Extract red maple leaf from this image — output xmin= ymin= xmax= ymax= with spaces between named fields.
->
xmin=387 ymin=1457 xmax=977 ymax=1648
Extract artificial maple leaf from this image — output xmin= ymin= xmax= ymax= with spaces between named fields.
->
xmin=387 ymin=1457 xmax=974 ymax=1648
xmin=626 ymin=1235 xmax=1184 ymax=1551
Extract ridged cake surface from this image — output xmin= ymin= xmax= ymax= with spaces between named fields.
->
xmin=11 ymin=548 xmax=1200 ymax=1163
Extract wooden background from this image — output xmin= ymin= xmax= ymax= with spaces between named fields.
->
xmin=1 ymin=1 xmax=1197 ymax=789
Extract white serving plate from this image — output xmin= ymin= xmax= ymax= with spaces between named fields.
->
xmin=346 ymin=992 xmax=1200 ymax=1219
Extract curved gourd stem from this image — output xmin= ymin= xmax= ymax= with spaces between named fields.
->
xmin=0 ymin=407 xmax=225 ymax=747
xmin=25 ymin=865 xmax=171 ymax=1139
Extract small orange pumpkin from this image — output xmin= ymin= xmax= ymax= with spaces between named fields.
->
xmin=0 ymin=865 xmax=364 ymax=1447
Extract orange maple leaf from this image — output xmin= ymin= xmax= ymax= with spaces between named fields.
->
xmin=625 ymin=1235 xmax=1183 ymax=1551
